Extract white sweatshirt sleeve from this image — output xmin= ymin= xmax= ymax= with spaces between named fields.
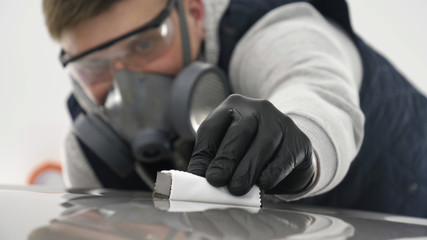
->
xmin=229 ymin=3 xmax=364 ymax=200
xmin=62 ymin=131 xmax=102 ymax=189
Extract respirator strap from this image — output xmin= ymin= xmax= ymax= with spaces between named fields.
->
xmin=73 ymin=113 xmax=135 ymax=178
xmin=176 ymin=0 xmax=192 ymax=67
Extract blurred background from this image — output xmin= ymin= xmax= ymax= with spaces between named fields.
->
xmin=0 ymin=0 xmax=426 ymax=187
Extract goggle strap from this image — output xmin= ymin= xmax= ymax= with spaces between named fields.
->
xmin=176 ymin=0 xmax=192 ymax=67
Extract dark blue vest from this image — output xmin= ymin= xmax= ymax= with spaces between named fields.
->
xmin=217 ymin=0 xmax=427 ymax=217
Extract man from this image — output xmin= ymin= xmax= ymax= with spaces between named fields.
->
xmin=43 ymin=0 xmax=427 ymax=217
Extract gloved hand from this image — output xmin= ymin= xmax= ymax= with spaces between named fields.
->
xmin=187 ymin=94 xmax=315 ymax=196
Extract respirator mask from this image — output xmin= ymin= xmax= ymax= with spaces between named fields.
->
xmin=59 ymin=0 xmax=230 ymax=188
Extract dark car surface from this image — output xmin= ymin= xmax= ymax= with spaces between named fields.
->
xmin=1 ymin=186 xmax=426 ymax=239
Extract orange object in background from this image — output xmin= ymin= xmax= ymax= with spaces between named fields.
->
xmin=28 ymin=162 xmax=64 ymax=187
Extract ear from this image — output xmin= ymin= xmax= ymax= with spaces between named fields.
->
xmin=185 ymin=0 xmax=205 ymax=39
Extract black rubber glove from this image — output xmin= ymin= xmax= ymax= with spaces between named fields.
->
xmin=187 ymin=94 xmax=314 ymax=196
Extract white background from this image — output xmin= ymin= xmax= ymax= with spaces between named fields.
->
xmin=0 ymin=0 xmax=426 ymax=186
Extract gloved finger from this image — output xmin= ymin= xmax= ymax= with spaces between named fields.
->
xmin=205 ymin=111 xmax=258 ymax=187
xmin=258 ymin=121 xmax=314 ymax=193
xmin=256 ymin=143 xmax=294 ymax=191
xmin=227 ymin=125 xmax=282 ymax=196
xmin=187 ymin=107 xmax=232 ymax=177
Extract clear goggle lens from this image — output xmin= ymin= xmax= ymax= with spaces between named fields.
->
xmin=66 ymin=17 xmax=175 ymax=87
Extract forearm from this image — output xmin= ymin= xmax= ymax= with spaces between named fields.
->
xmin=229 ymin=3 xmax=364 ymax=200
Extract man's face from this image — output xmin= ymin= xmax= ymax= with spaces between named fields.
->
xmin=60 ymin=0 xmax=205 ymax=104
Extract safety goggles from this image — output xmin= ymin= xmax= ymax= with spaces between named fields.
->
xmin=59 ymin=0 xmax=176 ymax=87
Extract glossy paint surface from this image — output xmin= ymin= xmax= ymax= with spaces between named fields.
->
xmin=0 ymin=186 xmax=426 ymax=240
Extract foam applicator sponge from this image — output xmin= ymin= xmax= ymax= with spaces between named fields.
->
xmin=153 ymin=170 xmax=261 ymax=207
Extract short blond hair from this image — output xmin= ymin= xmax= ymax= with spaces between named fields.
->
xmin=43 ymin=0 xmax=119 ymax=41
